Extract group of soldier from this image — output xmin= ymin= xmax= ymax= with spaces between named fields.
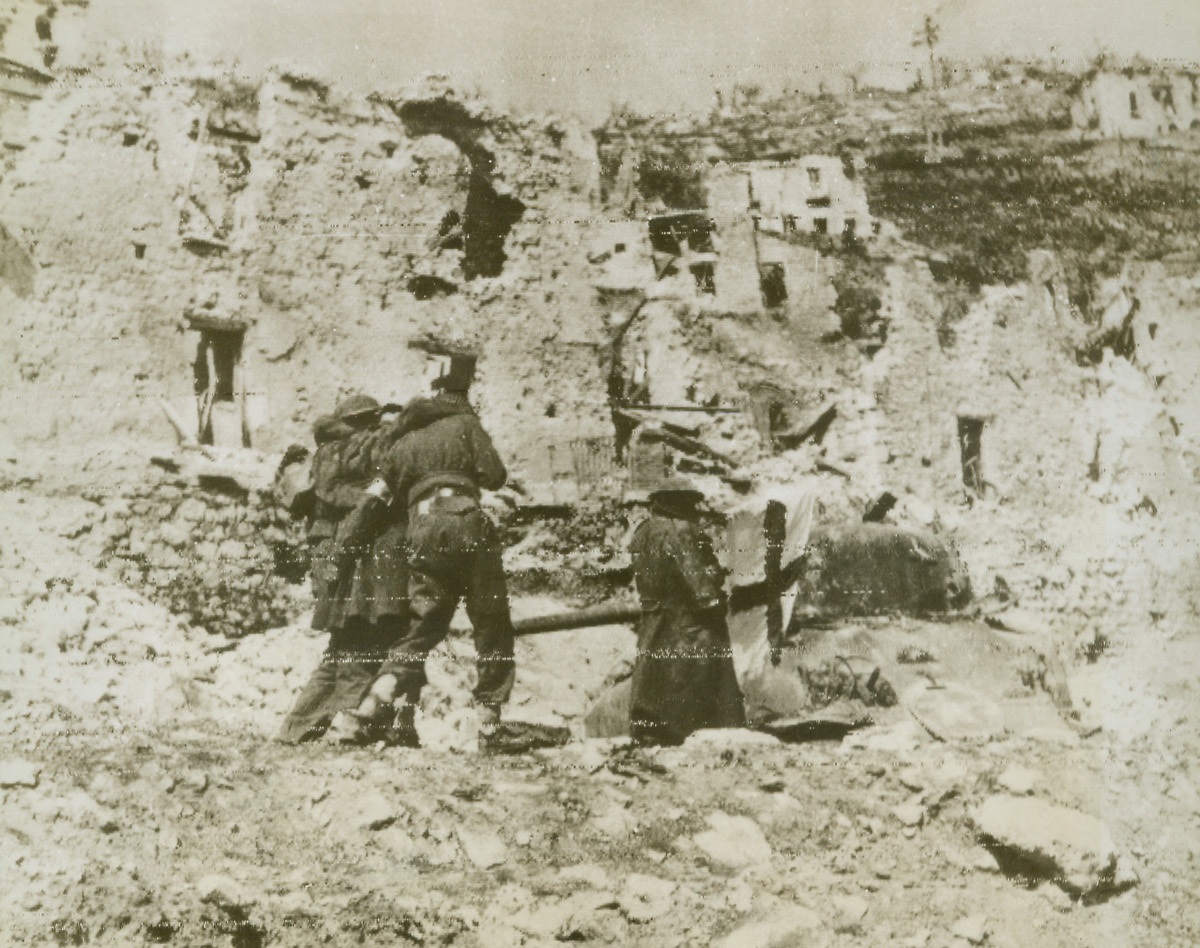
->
xmin=277 ymin=353 xmax=746 ymax=752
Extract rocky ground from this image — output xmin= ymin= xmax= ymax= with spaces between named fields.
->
xmin=2 ymin=437 xmax=1199 ymax=948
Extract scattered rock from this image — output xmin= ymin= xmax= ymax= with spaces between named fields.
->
xmin=457 ymin=826 xmax=508 ymax=869
xmin=179 ymin=769 xmax=208 ymax=794
xmin=892 ymin=804 xmax=925 ymax=828
xmin=590 ymin=804 xmax=637 ymax=838
xmin=897 ymin=768 xmax=924 ymax=792
xmin=198 ymin=874 xmax=253 ymax=914
xmin=717 ymin=905 xmax=823 ymax=948
xmin=374 ymin=826 xmax=418 ymax=860
xmin=974 ymin=795 xmax=1123 ymax=897
xmin=618 ymin=873 xmax=676 ymax=922
xmin=573 ymin=742 xmax=610 ymax=774
xmin=693 ymin=812 xmax=772 ymax=870
xmin=0 ymin=758 xmax=41 ymax=788
xmin=832 ymin=894 xmax=869 ymax=930
xmin=350 ymin=789 xmax=397 ymax=832
xmin=970 ymin=848 xmax=1001 ymax=873
xmin=950 ymin=913 xmax=988 ymax=944
xmin=909 ymin=685 xmax=1005 ymax=742
xmin=996 ymin=765 xmax=1040 ymax=796
xmin=554 ymin=890 xmax=621 ymax=941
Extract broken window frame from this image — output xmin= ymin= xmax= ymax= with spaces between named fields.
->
xmin=189 ymin=317 xmax=249 ymax=447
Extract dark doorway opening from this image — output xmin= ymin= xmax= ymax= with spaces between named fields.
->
xmin=194 ymin=326 xmax=248 ymax=447
xmin=957 ymin=415 xmax=985 ymax=495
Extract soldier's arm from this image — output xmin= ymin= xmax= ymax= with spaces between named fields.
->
xmin=312 ymin=445 xmax=363 ymax=509
xmin=668 ymin=524 xmax=727 ymax=612
xmin=333 ymin=443 xmax=404 ymax=556
xmin=471 ymin=422 xmax=508 ymax=491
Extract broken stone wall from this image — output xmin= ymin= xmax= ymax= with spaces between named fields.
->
xmin=1073 ymin=71 xmax=1200 ymax=139
xmin=1126 ymin=263 xmax=1200 ymax=472
xmin=80 ymin=458 xmax=307 ymax=639
xmin=843 ymin=253 xmax=1200 ymax=656
xmin=0 ymin=61 xmax=611 ymax=492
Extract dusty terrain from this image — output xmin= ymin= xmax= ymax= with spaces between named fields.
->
xmin=2 ymin=19 xmax=1200 ymax=947
xmin=1 ymin=432 xmax=1198 ymax=948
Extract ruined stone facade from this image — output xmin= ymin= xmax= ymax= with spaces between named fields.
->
xmin=744 ymin=157 xmax=874 ymax=241
xmin=0 ymin=64 xmax=611 ymax=494
xmin=1072 ymin=70 xmax=1200 ymax=138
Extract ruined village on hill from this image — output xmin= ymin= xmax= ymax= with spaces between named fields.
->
xmin=1 ymin=3 xmax=1200 ymax=946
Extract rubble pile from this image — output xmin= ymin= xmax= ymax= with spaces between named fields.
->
xmin=84 ymin=454 xmax=307 ymax=639
xmin=3 ymin=37 xmax=1200 ymax=948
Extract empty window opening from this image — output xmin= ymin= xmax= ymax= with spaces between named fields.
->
xmin=806 ymin=167 xmax=821 ymax=185
xmin=194 ymin=328 xmax=247 ymax=447
xmin=123 ymin=129 xmax=140 ymax=147
xmin=958 ymin=415 xmax=985 ymax=495
xmin=807 ymin=195 xmax=831 ymax=208
xmin=1129 ymin=91 xmax=1139 ymax=118
xmin=759 ymin=262 xmax=787 ymax=307
xmin=691 ymin=262 xmax=716 ymax=295
xmin=133 ymin=242 xmax=146 ymax=260
xmin=354 ymin=173 xmax=372 ymax=189
xmin=614 ymin=242 xmax=626 ymax=253
xmin=648 ymin=212 xmax=715 ymax=255
xmin=813 ymin=217 xmax=828 ymax=235
xmin=782 ymin=215 xmax=797 ymax=234
xmin=843 ymin=218 xmax=857 ymax=237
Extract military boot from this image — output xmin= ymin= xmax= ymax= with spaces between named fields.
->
xmin=476 ymin=704 xmax=502 ymax=754
xmin=382 ymin=701 xmax=421 ymax=749
xmin=322 ymin=711 xmax=373 ymax=746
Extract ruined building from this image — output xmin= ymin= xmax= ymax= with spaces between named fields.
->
xmin=1072 ymin=69 xmax=1200 ymax=138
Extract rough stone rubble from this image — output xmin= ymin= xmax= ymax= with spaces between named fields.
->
xmin=1 ymin=35 xmax=1199 ymax=948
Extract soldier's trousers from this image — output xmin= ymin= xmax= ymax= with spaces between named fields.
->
xmin=277 ymin=616 xmax=403 ymax=743
xmin=378 ymin=497 xmax=515 ymax=709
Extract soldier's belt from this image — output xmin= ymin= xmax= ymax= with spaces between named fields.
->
xmin=412 ymin=486 xmax=478 ymax=517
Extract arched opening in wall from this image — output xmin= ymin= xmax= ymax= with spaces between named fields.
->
xmin=957 ymin=414 xmax=986 ymax=496
xmin=394 ymin=98 xmax=526 ymax=280
xmin=192 ymin=320 xmax=249 ymax=447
